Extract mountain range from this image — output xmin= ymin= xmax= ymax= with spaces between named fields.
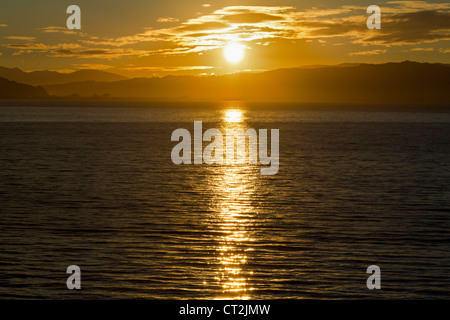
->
xmin=0 ymin=77 xmax=48 ymax=99
xmin=0 ymin=62 xmax=449 ymax=103
xmin=0 ymin=66 xmax=128 ymax=86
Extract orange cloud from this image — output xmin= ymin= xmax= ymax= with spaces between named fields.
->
xmin=349 ymin=49 xmax=387 ymax=56
xmin=41 ymin=26 xmax=79 ymax=35
xmin=157 ymin=17 xmax=180 ymax=23
xmin=5 ymin=36 xmax=36 ymax=41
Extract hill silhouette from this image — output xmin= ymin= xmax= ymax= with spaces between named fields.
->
xmin=0 ymin=66 xmax=128 ymax=86
xmin=40 ymin=61 xmax=449 ymax=103
xmin=0 ymin=77 xmax=49 ymax=99
xmin=0 ymin=62 xmax=449 ymax=103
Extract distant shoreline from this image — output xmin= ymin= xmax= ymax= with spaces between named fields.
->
xmin=1 ymin=99 xmax=450 ymax=113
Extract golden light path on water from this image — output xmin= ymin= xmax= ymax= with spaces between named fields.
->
xmin=209 ymin=108 xmax=258 ymax=299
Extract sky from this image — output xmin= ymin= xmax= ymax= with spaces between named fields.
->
xmin=0 ymin=0 xmax=449 ymax=77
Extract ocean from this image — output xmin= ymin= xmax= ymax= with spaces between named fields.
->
xmin=0 ymin=100 xmax=449 ymax=299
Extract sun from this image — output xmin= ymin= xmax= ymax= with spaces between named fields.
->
xmin=223 ymin=43 xmax=245 ymax=64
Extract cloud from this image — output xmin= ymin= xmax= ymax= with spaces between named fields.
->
xmin=41 ymin=26 xmax=79 ymax=35
xmin=175 ymin=21 xmax=230 ymax=33
xmin=387 ymin=1 xmax=450 ymax=10
xmin=52 ymin=48 xmax=149 ymax=59
xmin=291 ymin=6 xmax=450 ymax=46
xmin=360 ymin=11 xmax=450 ymax=45
xmin=152 ymin=5 xmax=299 ymax=54
xmin=143 ymin=3 xmax=450 ymax=54
xmin=5 ymin=36 xmax=36 ymax=41
xmin=0 ymin=24 xmax=7 ymax=27
xmin=72 ymin=64 xmax=114 ymax=70
xmin=410 ymin=47 xmax=434 ymax=51
xmin=2 ymin=2 xmax=450 ymax=60
xmin=157 ymin=17 xmax=180 ymax=23
xmin=121 ymin=66 xmax=214 ymax=72
xmin=3 ymin=43 xmax=82 ymax=50
xmin=221 ymin=13 xmax=285 ymax=23
xmin=349 ymin=49 xmax=387 ymax=56
xmin=215 ymin=6 xmax=294 ymax=15
xmin=1 ymin=42 xmax=148 ymax=59
xmin=292 ymin=6 xmax=365 ymax=19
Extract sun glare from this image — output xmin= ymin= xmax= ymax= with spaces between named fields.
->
xmin=224 ymin=110 xmax=243 ymax=123
xmin=224 ymin=43 xmax=245 ymax=64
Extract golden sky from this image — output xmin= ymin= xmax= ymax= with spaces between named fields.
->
xmin=1 ymin=0 xmax=449 ymax=77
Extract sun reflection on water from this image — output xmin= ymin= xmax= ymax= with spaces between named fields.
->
xmin=213 ymin=166 xmax=254 ymax=299
xmin=224 ymin=109 xmax=244 ymax=123
xmin=209 ymin=109 xmax=258 ymax=300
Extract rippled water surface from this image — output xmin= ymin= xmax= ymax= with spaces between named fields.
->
xmin=0 ymin=102 xmax=449 ymax=299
